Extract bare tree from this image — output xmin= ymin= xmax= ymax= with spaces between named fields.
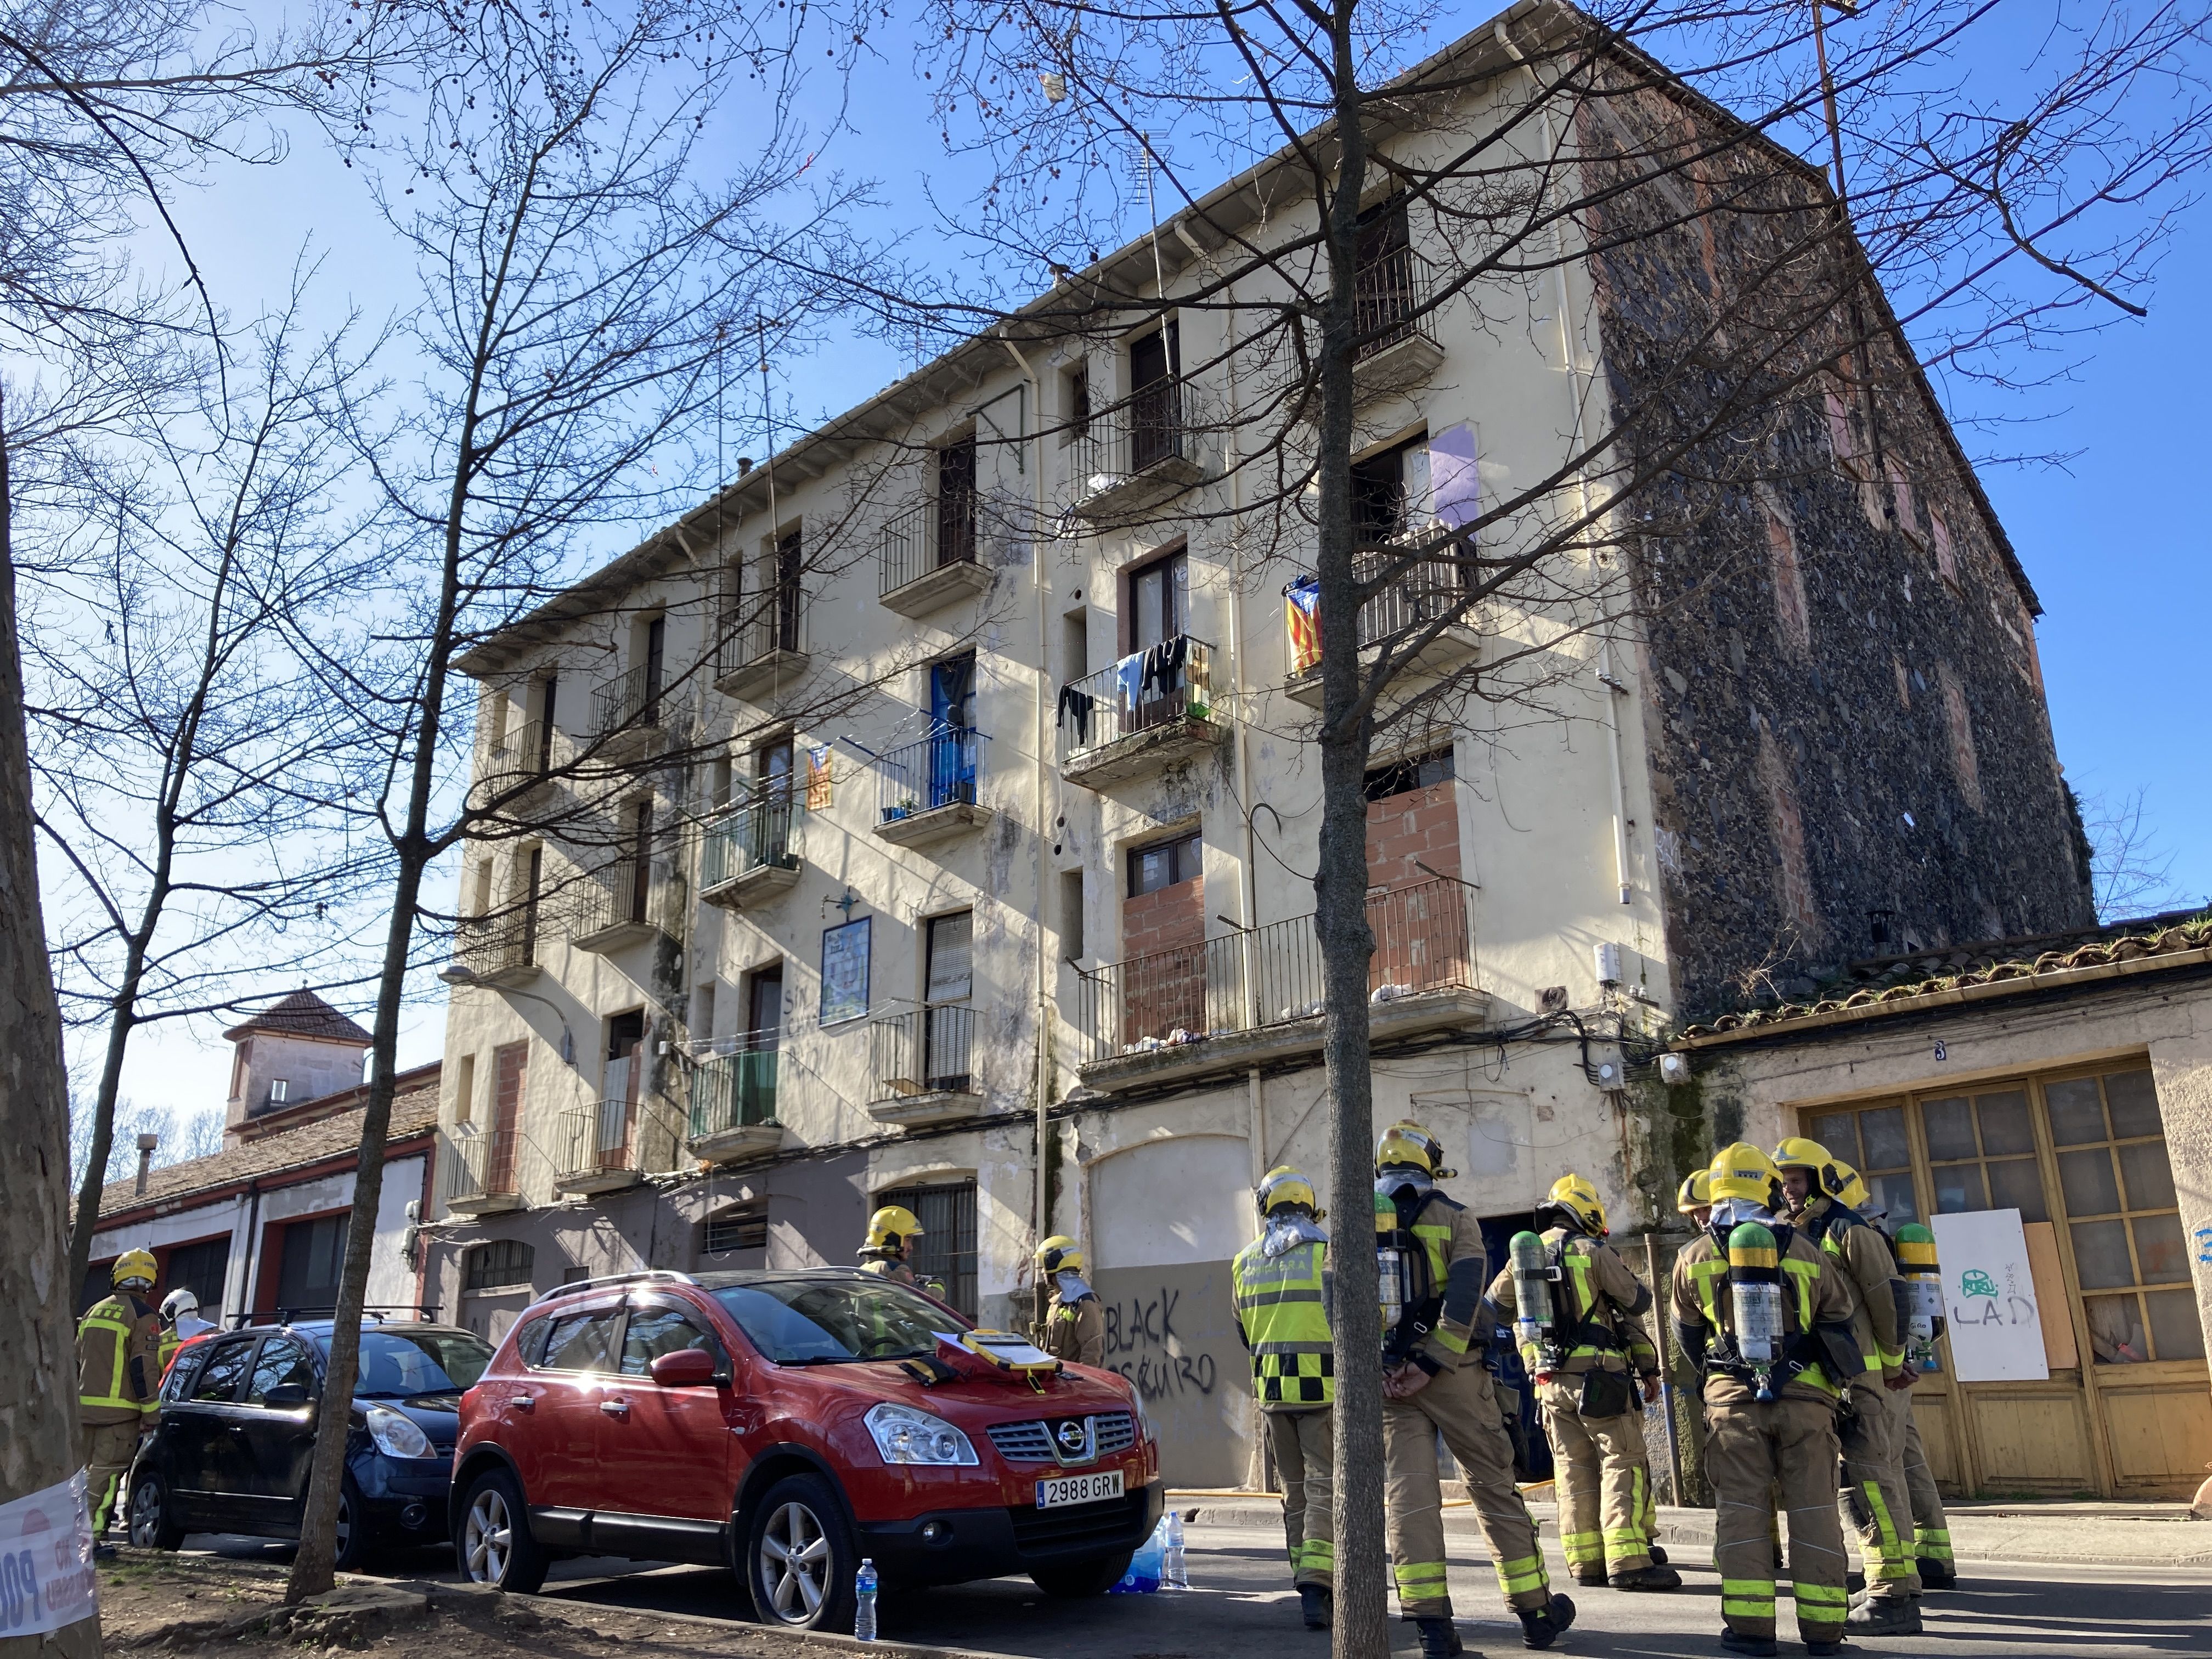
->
xmin=2079 ymin=785 xmax=2196 ymax=921
xmin=277 ymin=0 xmax=885 ymax=1598
xmin=871 ymin=0 xmax=2212 ymax=1649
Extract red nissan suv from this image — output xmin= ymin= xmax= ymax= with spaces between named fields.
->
xmin=449 ymin=1268 xmax=1161 ymax=1629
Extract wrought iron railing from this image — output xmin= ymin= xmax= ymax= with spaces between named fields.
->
xmin=456 ymin=907 xmax=543 ymax=979
xmin=481 ymin=719 xmax=552 ymax=796
xmin=593 ymin=662 xmax=663 ymax=737
xmin=1058 ymin=635 xmax=1215 ymax=766
xmin=869 ymin=1005 xmax=975 ymax=1097
xmin=690 ymin=1042 xmax=780 ymax=1137
xmin=874 ymin=728 xmax=985 ymax=823
xmin=552 ymin=1097 xmax=678 ymax=1182
xmin=1076 ymin=877 xmax=1474 ymax=1063
xmin=700 ymin=799 xmax=797 ymax=890
xmin=879 ymin=493 xmax=980 ymax=595
xmin=1068 ymin=380 xmax=1187 ymax=500
xmin=1285 ymin=545 xmax=1466 ymax=674
xmin=715 ymin=584 xmax=805 ymax=676
xmin=571 ymin=855 xmax=659 ymax=938
xmin=1353 ymin=244 xmax=1438 ymax=361
xmin=443 ymin=1124 xmax=524 ymax=1205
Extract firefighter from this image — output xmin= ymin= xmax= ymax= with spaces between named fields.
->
xmin=1231 ymin=1166 xmax=1335 ymax=1630
xmin=1489 ymin=1174 xmax=1679 ymax=1592
xmin=157 ymin=1288 xmax=213 ymax=1374
xmin=1375 ymin=1122 xmax=1576 ymax=1655
xmin=1771 ymin=1138 xmax=1920 ymax=1637
xmin=1835 ymin=1161 xmax=1957 ymax=1591
xmin=1678 ymin=1167 xmax=1713 ymax=1230
xmin=859 ymin=1205 xmax=925 ymax=1284
xmin=79 ymin=1248 xmax=164 ymax=1554
xmin=1671 ymin=1144 xmax=1860 ymax=1657
xmin=1032 ymin=1235 xmax=1105 ymax=1367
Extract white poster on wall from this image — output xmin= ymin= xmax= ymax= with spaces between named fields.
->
xmin=1928 ymin=1208 xmax=2051 ymax=1382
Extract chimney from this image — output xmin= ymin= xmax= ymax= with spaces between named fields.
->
xmin=134 ymin=1132 xmax=160 ymax=1196
xmin=736 ymin=456 xmax=754 ymax=476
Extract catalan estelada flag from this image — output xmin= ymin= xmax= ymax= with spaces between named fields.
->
xmin=1285 ymin=576 xmax=1321 ymax=673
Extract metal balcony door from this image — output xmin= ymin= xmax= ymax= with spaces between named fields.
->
xmin=935 ymin=436 xmax=977 ymax=567
xmin=928 ymin=656 xmax=978 ymax=808
xmin=742 ymin=966 xmax=783 ymax=1125
xmin=1128 ymin=321 xmax=1180 ymax=473
xmin=923 ymin=912 xmax=973 ymax=1093
xmin=602 ymin=1011 xmax=645 ymax=1170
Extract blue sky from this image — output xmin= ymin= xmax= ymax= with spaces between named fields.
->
xmin=94 ymin=0 xmax=2212 ymax=1119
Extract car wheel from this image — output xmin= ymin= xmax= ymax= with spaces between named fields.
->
xmin=744 ymin=1474 xmax=857 ymax=1632
xmin=456 ymin=1467 xmax=549 ymax=1595
xmin=331 ymin=1478 xmax=375 ymax=1572
xmin=127 ymin=1470 xmax=185 ymax=1551
xmin=1029 ymin=1550 xmax=1134 ymax=1598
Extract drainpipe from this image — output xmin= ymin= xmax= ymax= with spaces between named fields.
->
xmin=1001 ymin=334 xmax=1053 ymax=1254
xmin=1498 ymin=22 xmax=1632 ymax=908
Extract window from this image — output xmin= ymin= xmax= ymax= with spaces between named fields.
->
xmin=2046 ymin=1069 xmax=2193 ymax=1364
xmin=757 ymin=736 xmax=794 ymax=800
xmin=1062 ymin=608 xmax=1089 ymax=681
xmin=924 ymin=912 xmax=974 ymax=1094
xmin=519 ymin=846 xmax=543 ymax=962
xmin=1060 ymin=870 xmax=1086 ymax=961
xmin=1126 ymin=549 xmax=1187 ymax=653
xmin=166 ymin=1236 xmax=231 ymax=1324
xmin=935 ymin=435 xmax=978 ymax=567
xmin=705 ymin=1204 xmax=770 ymax=1255
xmin=1364 ymin=746 xmax=1455 ymax=802
xmin=641 ymin=615 xmax=667 ymax=723
xmin=269 ymin=1079 xmax=290 ymax=1104
xmin=244 ymin=1340 xmax=315 ymax=1407
xmin=1128 ymin=321 xmax=1182 ymax=472
xmin=1931 ymin=514 xmax=1960 ymax=591
xmin=465 ymin=1238 xmax=535 ymax=1293
xmin=713 ymin=1277 xmax=960 ymax=1364
xmin=774 ymin=525 xmax=803 ymax=650
xmin=1807 ymin=1101 xmax=1922 ymax=1225
xmin=346 ymin=1329 xmax=493 ymax=1394
xmin=537 ymin=1308 xmax=623 ymax=1373
xmin=1351 ymin=433 xmax=1432 ymax=544
xmin=1063 ymin=364 xmax=1091 ymax=441
xmin=190 ymin=1336 xmax=258 ymax=1403
xmin=873 ymin=1179 xmax=979 ymax=1318
xmin=710 ymin=753 xmax=734 ymax=810
xmin=1127 ymin=830 xmax=1201 ymax=897
xmin=621 ymin=1304 xmax=725 ymax=1376
xmin=453 ymin=1053 xmax=477 ymax=1126
xmin=274 ymin=1214 xmax=349 ymax=1312
xmin=230 ymin=1041 xmax=252 ymax=1101
xmin=626 ymin=797 xmax=654 ymax=923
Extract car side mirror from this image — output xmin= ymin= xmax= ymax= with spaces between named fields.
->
xmin=648 ymin=1348 xmax=719 ymax=1388
xmin=263 ymin=1383 xmax=312 ymax=1409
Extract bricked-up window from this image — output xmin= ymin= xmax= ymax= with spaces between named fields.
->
xmin=1824 ymin=388 xmax=1867 ymax=479
xmin=1127 ymin=829 xmax=1201 ymax=896
xmin=1364 ymin=747 xmax=1454 ymax=802
xmin=875 ymin=1179 xmax=978 ymax=1318
xmin=1931 ymin=512 xmax=1960 ymax=591
xmin=465 ymin=1238 xmax=535 ymax=1292
xmin=1887 ymin=459 xmax=1925 ymax=544
xmin=1938 ymin=665 xmax=1983 ymax=812
xmin=1762 ymin=500 xmax=1810 ymax=653
xmin=704 ymin=1203 xmax=769 ymax=1255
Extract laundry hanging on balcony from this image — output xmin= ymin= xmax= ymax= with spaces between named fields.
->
xmin=1284 ymin=577 xmax=1322 ymax=673
xmin=1056 ymin=684 xmax=1096 ymax=742
xmin=1137 ymin=635 xmax=1189 ymax=698
xmin=805 ymin=743 xmax=833 ymax=810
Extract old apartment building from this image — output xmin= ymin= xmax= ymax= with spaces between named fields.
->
xmin=421 ymin=5 xmax=2095 ymax=1483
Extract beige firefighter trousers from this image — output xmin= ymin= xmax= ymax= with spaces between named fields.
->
xmin=1383 ymin=1361 xmax=1551 ymax=1616
xmin=1839 ymin=1378 xmax=1920 ymax=1600
xmin=84 ymin=1418 xmax=142 ymax=1534
xmin=1705 ymin=1395 xmax=1847 ymax=1645
xmin=1266 ymin=1407 xmax=1334 ymax=1589
xmin=1901 ymin=1404 xmax=1954 ymax=1567
xmin=1536 ymin=1376 xmax=1656 ymax=1576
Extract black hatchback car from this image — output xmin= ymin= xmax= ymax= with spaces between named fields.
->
xmin=128 ymin=1317 xmax=494 ymax=1566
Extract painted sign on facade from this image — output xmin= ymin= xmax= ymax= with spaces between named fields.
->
xmin=819 ymin=917 xmax=871 ymax=1025
xmin=1929 ymin=1207 xmax=2050 ymax=1382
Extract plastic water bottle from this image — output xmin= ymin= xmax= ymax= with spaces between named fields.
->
xmin=1162 ymin=1509 xmax=1189 ymax=1590
xmin=854 ymin=1559 xmax=878 ymax=1641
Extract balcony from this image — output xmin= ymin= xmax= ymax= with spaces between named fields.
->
xmin=700 ymin=800 xmax=800 ymax=909
xmin=714 ymin=588 xmax=808 ymax=703
xmin=1065 ymin=382 xmax=1201 ymax=520
xmin=455 ymin=909 xmax=546 ymax=989
xmin=569 ymin=856 xmax=671 ymax=955
xmin=591 ymin=665 xmax=667 ymax=763
xmin=866 ymin=1006 xmax=982 ymax=1127
xmin=1075 ymin=877 xmax=1487 ymax=1090
xmin=1059 ymin=635 xmax=1225 ymax=789
xmin=687 ymin=1042 xmax=782 ymax=1164
xmin=477 ymin=719 xmax=556 ymax=807
xmin=879 ymin=495 xmax=991 ymax=617
xmin=1284 ymin=545 xmax=1477 ymax=708
xmin=551 ymin=1097 xmax=680 ymax=1196
xmin=1351 ymin=246 xmax=1444 ymax=403
xmin=442 ymin=1125 xmax=526 ymax=1216
xmin=873 ymin=729 xmax=990 ymax=849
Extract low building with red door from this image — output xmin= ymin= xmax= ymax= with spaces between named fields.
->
xmin=84 ymin=991 xmax=442 ymax=1324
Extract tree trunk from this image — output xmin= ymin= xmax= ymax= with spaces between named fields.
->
xmin=1319 ymin=17 xmax=1386 ymax=1656
xmin=0 ymin=388 xmax=104 ymax=1656
xmin=67 ymin=997 xmax=142 ymax=1299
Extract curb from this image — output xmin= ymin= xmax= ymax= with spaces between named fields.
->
xmin=511 ymin=1585 xmax=1008 ymax=1659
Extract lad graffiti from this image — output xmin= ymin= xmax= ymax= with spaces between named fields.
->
xmin=1102 ymin=1283 xmax=1218 ymax=1402
xmin=1953 ymin=1262 xmax=2034 ymax=1327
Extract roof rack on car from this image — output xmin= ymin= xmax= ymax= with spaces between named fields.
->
xmin=223 ymin=1304 xmax=441 ymax=1329
xmin=528 ymin=1269 xmax=697 ymax=1310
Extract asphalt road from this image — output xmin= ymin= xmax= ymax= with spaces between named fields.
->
xmin=184 ymin=1520 xmax=2212 ymax=1658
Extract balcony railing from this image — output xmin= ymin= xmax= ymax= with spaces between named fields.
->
xmin=715 ymin=585 xmax=805 ymax=682
xmin=879 ymin=494 xmax=979 ymax=597
xmin=1353 ymin=245 xmax=1438 ymax=361
xmin=701 ymin=799 xmax=798 ymax=891
xmin=552 ymin=1096 xmax=679 ymax=1187
xmin=1068 ymin=381 xmax=1188 ymax=505
xmin=481 ymin=719 xmax=553 ymax=797
xmin=593 ymin=662 xmax=663 ymax=738
xmin=570 ymin=855 xmax=665 ymax=945
xmin=1059 ymin=635 xmax=1215 ymax=768
xmin=870 ymin=1005 xmax=975 ymax=1098
xmin=874 ymin=728 xmax=984 ymax=823
xmin=1076 ymin=877 xmax=1474 ymax=1063
xmin=443 ymin=1124 xmax=524 ymax=1208
xmin=456 ymin=907 xmax=543 ymax=981
xmin=1352 ymin=543 xmax=1464 ymax=647
xmin=691 ymin=1042 xmax=780 ymax=1137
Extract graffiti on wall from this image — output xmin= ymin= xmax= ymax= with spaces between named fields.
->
xmin=1091 ymin=1260 xmax=1247 ymax=1489
xmin=1102 ymin=1282 xmax=1220 ymax=1402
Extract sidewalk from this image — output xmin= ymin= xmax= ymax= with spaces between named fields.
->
xmin=1170 ymin=1490 xmax=2212 ymax=1568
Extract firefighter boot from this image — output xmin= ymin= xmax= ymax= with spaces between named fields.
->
xmin=1414 ymin=1617 xmax=1463 ymax=1658
xmin=1846 ymin=1592 xmax=1923 ymax=1635
xmin=1298 ymin=1585 xmax=1331 ymax=1630
xmin=1649 ymin=1543 xmax=1669 ymax=1565
xmin=1917 ymin=1557 xmax=1957 ymax=1589
xmin=1518 ymin=1593 xmax=1576 ymax=1649
xmin=1609 ymin=1563 xmax=1683 ymax=1590
xmin=1718 ymin=1632 xmax=1778 ymax=1657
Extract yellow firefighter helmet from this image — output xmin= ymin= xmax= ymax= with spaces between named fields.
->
xmin=1829 ymin=1159 xmax=1872 ymax=1211
xmin=1035 ymin=1235 xmax=1085 ymax=1274
xmin=865 ymin=1205 xmax=924 ymax=1252
xmin=1770 ymin=1136 xmax=1853 ymax=1200
xmin=1707 ymin=1143 xmax=1785 ymax=1209
xmin=1375 ymin=1121 xmax=1456 ymax=1180
xmin=1256 ymin=1166 xmax=1322 ymax=1218
xmin=1544 ymin=1173 xmax=1609 ymax=1236
xmin=111 ymin=1248 xmax=158 ymax=1291
xmin=1676 ymin=1167 xmax=1713 ymax=1215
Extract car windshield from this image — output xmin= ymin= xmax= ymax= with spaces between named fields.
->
xmin=319 ymin=1330 xmax=494 ymax=1398
xmin=713 ymin=1278 xmax=963 ymax=1366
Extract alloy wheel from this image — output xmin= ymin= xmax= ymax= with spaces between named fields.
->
xmin=465 ymin=1488 xmax=512 ymax=1585
xmin=758 ymin=1500 xmax=831 ymax=1623
xmin=128 ymin=1481 xmax=162 ymax=1548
